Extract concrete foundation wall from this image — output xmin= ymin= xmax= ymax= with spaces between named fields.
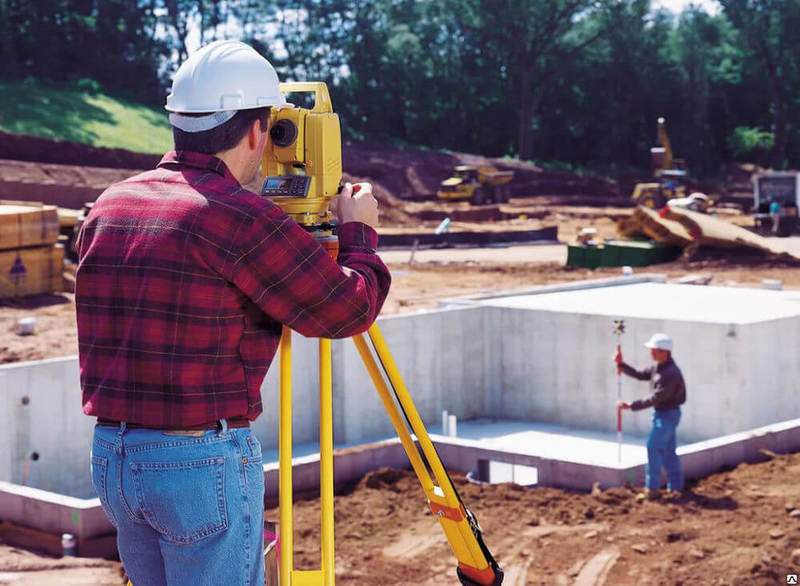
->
xmin=470 ymin=281 xmax=800 ymax=444
xmin=3 ymin=278 xmax=800 ymax=498
xmin=0 ymin=307 xmax=486 ymax=497
xmin=251 ymin=305 xmax=487 ymax=453
xmin=486 ymin=306 xmax=750 ymax=443
xmin=332 ymin=307 xmax=488 ymax=445
xmin=0 ymin=359 xmax=90 ymax=497
xmin=739 ymin=318 xmax=800 ymax=430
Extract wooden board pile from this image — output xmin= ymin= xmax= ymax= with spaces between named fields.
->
xmin=0 ymin=201 xmax=64 ymax=298
xmin=618 ymin=205 xmax=800 ymax=262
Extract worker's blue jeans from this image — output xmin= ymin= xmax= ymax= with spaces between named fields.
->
xmin=645 ymin=408 xmax=683 ymax=491
xmin=90 ymin=422 xmax=264 ymax=585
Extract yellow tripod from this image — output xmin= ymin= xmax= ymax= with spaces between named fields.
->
xmin=277 ymin=321 xmax=503 ymax=586
xmin=261 ymin=80 xmax=501 ymax=585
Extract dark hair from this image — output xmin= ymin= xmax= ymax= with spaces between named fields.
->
xmin=172 ymin=107 xmax=270 ymax=154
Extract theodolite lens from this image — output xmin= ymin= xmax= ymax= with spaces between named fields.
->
xmin=270 ymin=119 xmax=298 ymax=147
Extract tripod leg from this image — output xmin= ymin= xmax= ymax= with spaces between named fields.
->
xmin=362 ymin=326 xmax=460 ymax=509
xmin=352 ymin=335 xmax=436 ymax=493
xmin=279 ymin=326 xmax=293 ymax=585
xmin=319 ymin=338 xmax=334 ymax=586
xmin=278 ymin=330 xmax=335 ymax=586
xmin=353 ymin=324 xmax=503 ymax=585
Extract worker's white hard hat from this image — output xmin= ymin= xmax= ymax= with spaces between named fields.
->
xmin=165 ymin=40 xmax=288 ymax=132
xmin=644 ymin=333 xmax=673 ymax=351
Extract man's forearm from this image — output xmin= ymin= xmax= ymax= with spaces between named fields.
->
xmin=619 ymin=362 xmax=650 ymax=381
xmin=629 ymin=396 xmax=654 ymax=411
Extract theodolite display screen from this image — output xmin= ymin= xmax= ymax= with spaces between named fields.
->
xmin=261 ymin=175 xmax=311 ymax=198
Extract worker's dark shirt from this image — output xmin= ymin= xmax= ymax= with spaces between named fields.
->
xmin=620 ymin=357 xmax=686 ymax=411
xmin=75 ymin=150 xmax=391 ymax=427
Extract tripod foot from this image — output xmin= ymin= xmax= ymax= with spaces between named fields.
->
xmin=457 ymin=564 xmax=504 ymax=586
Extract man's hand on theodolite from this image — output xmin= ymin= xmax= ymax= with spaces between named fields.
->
xmin=335 ymin=182 xmax=379 ymax=227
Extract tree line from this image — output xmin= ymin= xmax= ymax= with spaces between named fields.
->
xmin=2 ymin=0 xmax=799 ymax=177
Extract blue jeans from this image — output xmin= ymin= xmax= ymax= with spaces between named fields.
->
xmin=646 ymin=408 xmax=683 ymax=491
xmin=91 ymin=422 xmax=265 ymax=585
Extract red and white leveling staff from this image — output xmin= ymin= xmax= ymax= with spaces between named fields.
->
xmin=613 ymin=319 xmax=626 ymax=463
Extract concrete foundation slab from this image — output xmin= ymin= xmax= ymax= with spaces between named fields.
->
xmin=480 ymin=281 xmax=800 ymax=323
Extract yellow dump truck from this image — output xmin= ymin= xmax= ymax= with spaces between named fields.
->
xmin=437 ymin=165 xmax=514 ymax=205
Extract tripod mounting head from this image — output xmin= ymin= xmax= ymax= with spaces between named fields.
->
xmin=260 ymin=82 xmax=342 ymax=227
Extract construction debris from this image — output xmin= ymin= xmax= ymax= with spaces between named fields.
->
xmin=672 ymin=274 xmax=713 ymax=285
xmin=617 ymin=206 xmax=693 ymax=246
xmin=618 ymin=205 xmax=800 ymax=263
xmin=15 ymin=317 xmax=37 ymax=336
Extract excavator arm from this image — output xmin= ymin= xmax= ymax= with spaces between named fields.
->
xmin=655 ymin=116 xmax=674 ymax=173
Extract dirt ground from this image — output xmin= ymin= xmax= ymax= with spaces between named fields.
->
xmin=0 ymin=544 xmax=124 ymax=585
xmin=4 ymin=451 xmax=798 ymax=585
xmin=8 ymin=250 xmax=800 ymax=364
xmin=2 ymin=136 xmax=799 ymax=584
xmin=274 ymin=453 xmax=800 ymax=586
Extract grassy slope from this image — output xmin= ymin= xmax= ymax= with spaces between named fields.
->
xmin=0 ymin=80 xmax=172 ymax=153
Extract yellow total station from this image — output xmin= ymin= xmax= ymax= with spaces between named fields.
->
xmin=261 ymin=82 xmax=342 ymax=227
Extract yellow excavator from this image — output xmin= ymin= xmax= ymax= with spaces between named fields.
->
xmin=437 ymin=165 xmax=514 ymax=205
xmin=631 ymin=117 xmax=688 ymax=209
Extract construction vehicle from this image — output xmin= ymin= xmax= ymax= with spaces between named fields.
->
xmin=752 ymin=172 xmax=800 ymax=237
xmin=437 ymin=165 xmax=514 ymax=205
xmin=631 ymin=117 xmax=688 ymax=209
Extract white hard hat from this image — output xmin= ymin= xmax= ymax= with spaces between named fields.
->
xmin=165 ymin=40 xmax=288 ymax=132
xmin=689 ymin=192 xmax=709 ymax=201
xmin=644 ymin=333 xmax=673 ymax=351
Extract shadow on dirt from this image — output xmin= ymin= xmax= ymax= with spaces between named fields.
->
xmin=0 ymin=293 xmax=72 ymax=310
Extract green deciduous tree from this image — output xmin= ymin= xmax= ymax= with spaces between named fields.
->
xmin=5 ymin=0 xmax=800 ymax=172
xmin=720 ymin=0 xmax=800 ymax=169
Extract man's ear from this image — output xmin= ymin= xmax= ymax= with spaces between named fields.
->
xmin=247 ymin=118 xmax=262 ymax=150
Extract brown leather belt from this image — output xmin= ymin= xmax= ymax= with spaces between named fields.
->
xmin=97 ymin=417 xmax=250 ymax=431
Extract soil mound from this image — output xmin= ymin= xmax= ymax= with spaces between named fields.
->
xmin=0 ymin=131 xmax=161 ymax=169
xmin=359 ymin=467 xmax=410 ymax=490
xmin=0 ymin=133 xmax=620 ymax=216
xmin=344 ymin=139 xmax=619 ymax=201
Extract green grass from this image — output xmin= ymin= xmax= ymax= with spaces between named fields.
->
xmin=0 ymin=79 xmax=173 ymax=153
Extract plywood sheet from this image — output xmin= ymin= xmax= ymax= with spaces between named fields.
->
xmin=662 ymin=206 xmax=800 ymax=259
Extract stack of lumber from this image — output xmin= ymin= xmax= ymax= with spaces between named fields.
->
xmin=0 ymin=201 xmax=64 ymax=297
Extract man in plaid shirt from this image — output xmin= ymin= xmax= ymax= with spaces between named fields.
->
xmin=77 ymin=41 xmax=390 ymax=585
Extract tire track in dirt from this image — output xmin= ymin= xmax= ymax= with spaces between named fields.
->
xmin=572 ymin=547 xmax=620 ymax=586
xmin=497 ymin=522 xmax=609 ymax=586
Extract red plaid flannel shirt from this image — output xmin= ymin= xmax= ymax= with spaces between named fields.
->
xmin=76 ymin=151 xmax=391 ymax=427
